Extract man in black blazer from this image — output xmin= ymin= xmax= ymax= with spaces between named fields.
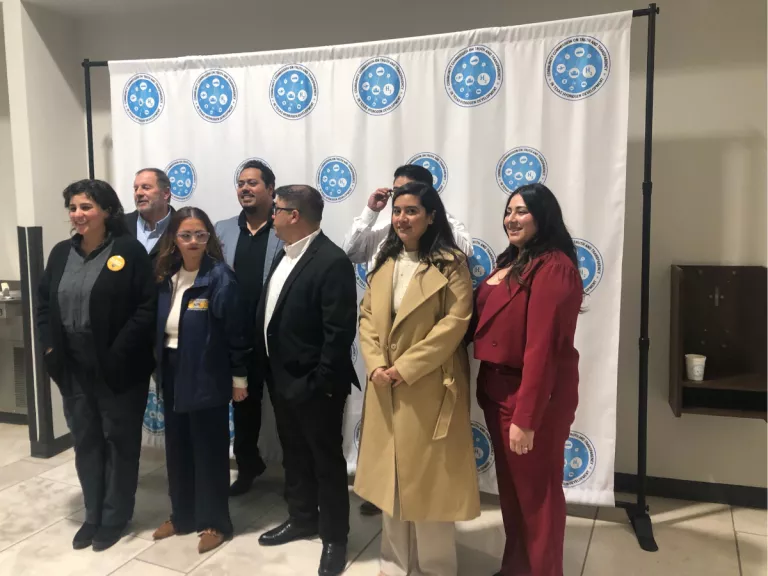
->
xmin=123 ymin=168 xmax=175 ymax=260
xmin=255 ymin=185 xmax=358 ymax=576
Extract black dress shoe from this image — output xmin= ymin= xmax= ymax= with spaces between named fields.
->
xmin=258 ymin=518 xmax=318 ymax=546
xmin=92 ymin=524 xmax=125 ymax=552
xmin=318 ymin=541 xmax=347 ymax=576
xmin=359 ymin=500 xmax=381 ymax=516
xmin=72 ymin=522 xmax=98 ymax=550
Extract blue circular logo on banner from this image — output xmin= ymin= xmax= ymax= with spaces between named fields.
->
xmin=234 ymin=157 xmax=272 ymax=189
xmin=229 ymin=402 xmax=235 ymax=445
xmin=165 ymin=159 xmax=197 ymax=202
xmin=354 ymin=419 xmax=362 ymax=450
xmin=471 ymin=421 xmax=494 ymax=474
xmin=123 ymin=74 xmax=165 ymax=124
xmin=193 ymin=69 xmax=237 ymax=122
xmin=351 ymin=342 xmax=358 ymax=364
xmin=445 ymin=45 xmax=503 ymax=107
xmin=353 ymin=57 xmax=406 ymax=116
xmin=142 ymin=389 xmax=165 ymax=435
xmin=317 ymin=156 xmax=357 ymax=203
xmin=407 ymin=153 xmax=449 ymax=194
xmin=563 ymin=430 xmax=596 ymax=487
xmin=354 ymin=263 xmax=368 ymax=289
xmin=574 ymin=238 xmax=604 ymax=294
xmin=270 ymin=64 xmax=318 ymax=120
xmin=546 ymin=36 xmax=611 ymax=100
xmin=469 ymin=239 xmax=496 ymax=289
xmin=496 ymin=147 xmax=548 ymax=195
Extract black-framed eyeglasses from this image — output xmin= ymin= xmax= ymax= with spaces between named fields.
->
xmin=272 ymin=204 xmax=298 ymax=215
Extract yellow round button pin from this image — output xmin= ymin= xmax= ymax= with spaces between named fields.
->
xmin=107 ymin=255 xmax=125 ymax=272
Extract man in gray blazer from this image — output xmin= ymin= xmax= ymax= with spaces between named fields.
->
xmin=214 ymin=160 xmax=283 ymax=496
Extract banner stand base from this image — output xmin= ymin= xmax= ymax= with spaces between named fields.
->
xmin=617 ymin=501 xmax=659 ymax=552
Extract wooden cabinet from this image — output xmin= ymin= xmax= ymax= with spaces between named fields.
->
xmin=669 ymin=265 xmax=766 ymax=419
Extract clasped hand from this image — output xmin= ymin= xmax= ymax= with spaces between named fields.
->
xmin=371 ymin=366 xmax=403 ymax=387
xmin=509 ymin=423 xmax=535 ymax=456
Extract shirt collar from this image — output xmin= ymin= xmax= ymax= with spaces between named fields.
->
xmin=283 ymin=229 xmax=321 ymax=259
xmin=139 ymin=207 xmax=172 ymax=233
xmin=238 ymin=210 xmax=272 ymax=235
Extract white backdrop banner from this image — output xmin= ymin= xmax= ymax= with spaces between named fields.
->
xmin=109 ymin=11 xmax=631 ymax=506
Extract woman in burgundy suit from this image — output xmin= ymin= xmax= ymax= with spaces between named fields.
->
xmin=471 ymin=183 xmax=583 ymax=576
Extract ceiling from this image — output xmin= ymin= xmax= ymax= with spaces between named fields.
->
xmin=20 ymin=0 xmax=214 ymax=16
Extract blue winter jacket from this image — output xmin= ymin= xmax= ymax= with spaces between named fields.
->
xmin=156 ymin=255 xmax=250 ymax=412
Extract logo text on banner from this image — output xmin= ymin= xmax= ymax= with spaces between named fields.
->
xmin=165 ymin=159 xmax=198 ymax=202
xmin=563 ymin=430 xmax=597 ymax=487
xmin=353 ymin=57 xmax=406 ymax=116
xmin=469 ymin=239 xmax=497 ymax=290
xmin=573 ymin=238 xmax=604 ymax=294
xmin=445 ymin=45 xmax=503 ymax=107
xmin=316 ymin=156 xmax=357 ymax=203
xmin=123 ymin=73 xmax=165 ymax=124
xmin=193 ymin=69 xmax=238 ymax=123
xmin=496 ymin=147 xmax=548 ymax=195
xmin=270 ymin=64 xmax=318 ymax=120
xmin=546 ymin=36 xmax=611 ymax=100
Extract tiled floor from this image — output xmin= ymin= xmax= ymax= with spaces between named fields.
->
xmin=0 ymin=422 xmax=765 ymax=575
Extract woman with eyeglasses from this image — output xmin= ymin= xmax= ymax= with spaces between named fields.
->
xmin=151 ymin=207 xmax=250 ymax=554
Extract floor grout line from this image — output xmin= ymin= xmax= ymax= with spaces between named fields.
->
xmin=579 ymin=508 xmax=598 ymax=576
xmin=732 ymin=507 xmax=744 ymax=576
xmin=0 ymin=516 xmax=77 ymax=556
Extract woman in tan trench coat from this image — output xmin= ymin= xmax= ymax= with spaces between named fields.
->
xmin=354 ymin=181 xmax=480 ymax=576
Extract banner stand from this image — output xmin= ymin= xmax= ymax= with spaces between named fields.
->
xmin=80 ymin=4 xmax=659 ymax=552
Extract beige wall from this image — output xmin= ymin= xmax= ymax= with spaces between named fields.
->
xmin=3 ymin=0 xmax=88 ymax=439
xmin=8 ymin=0 xmax=765 ymax=485
xmin=0 ymin=10 xmax=17 ymax=280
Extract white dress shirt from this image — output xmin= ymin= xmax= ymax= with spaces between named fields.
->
xmin=263 ymin=229 xmax=322 ymax=356
xmin=341 ymin=206 xmax=474 ymax=271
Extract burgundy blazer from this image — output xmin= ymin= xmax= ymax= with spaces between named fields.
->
xmin=472 ymin=250 xmax=582 ymax=432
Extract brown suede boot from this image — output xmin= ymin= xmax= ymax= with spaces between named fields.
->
xmin=152 ymin=520 xmax=177 ymax=541
xmin=198 ymin=529 xmax=226 ymax=554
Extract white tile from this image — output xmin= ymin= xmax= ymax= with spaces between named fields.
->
xmin=111 ymin=559 xmax=184 ymax=576
xmin=0 ymin=476 xmax=84 ymax=553
xmin=0 ymin=460 xmax=54 ymax=492
xmin=137 ymin=531 xmax=226 ymax=574
xmin=0 ymin=518 xmax=151 ymax=576
xmin=585 ymin=497 xmax=740 ymax=576
xmin=24 ymin=447 xmax=75 ymax=467
xmin=342 ymin=533 xmax=381 ymax=576
xmin=306 ymin=491 xmax=382 ymax=559
xmin=738 ymin=532 xmax=768 ymax=576
xmin=39 ymin=460 xmax=81 ymax=487
xmin=0 ymin=424 xmax=31 ymax=467
xmin=189 ymin=508 xmax=325 ymax=576
xmin=733 ymin=507 xmax=767 ymax=536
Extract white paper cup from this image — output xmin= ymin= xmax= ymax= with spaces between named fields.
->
xmin=685 ymin=354 xmax=706 ymax=381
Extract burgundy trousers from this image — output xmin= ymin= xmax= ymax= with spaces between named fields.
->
xmin=477 ymin=362 xmax=570 ymax=576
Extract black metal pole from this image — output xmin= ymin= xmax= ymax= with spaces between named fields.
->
xmin=619 ymin=3 xmax=659 ymax=553
xmin=83 ymin=59 xmax=95 ymax=179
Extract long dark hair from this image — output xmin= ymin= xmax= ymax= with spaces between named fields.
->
xmin=154 ymin=207 xmax=224 ymax=282
xmin=496 ymin=183 xmax=578 ymax=287
xmin=62 ymin=179 xmax=128 ymax=236
xmin=368 ymin=181 xmax=464 ymax=280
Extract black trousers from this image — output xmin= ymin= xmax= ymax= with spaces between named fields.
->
xmin=162 ymin=349 xmax=233 ymax=535
xmin=232 ymin=363 xmax=266 ymax=477
xmin=62 ymin=333 xmax=148 ymax=528
xmin=268 ymin=374 xmax=349 ymax=544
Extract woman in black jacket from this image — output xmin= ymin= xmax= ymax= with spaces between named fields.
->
xmin=37 ymin=179 xmax=156 ymax=552
xmin=150 ymin=207 xmax=249 ymax=554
